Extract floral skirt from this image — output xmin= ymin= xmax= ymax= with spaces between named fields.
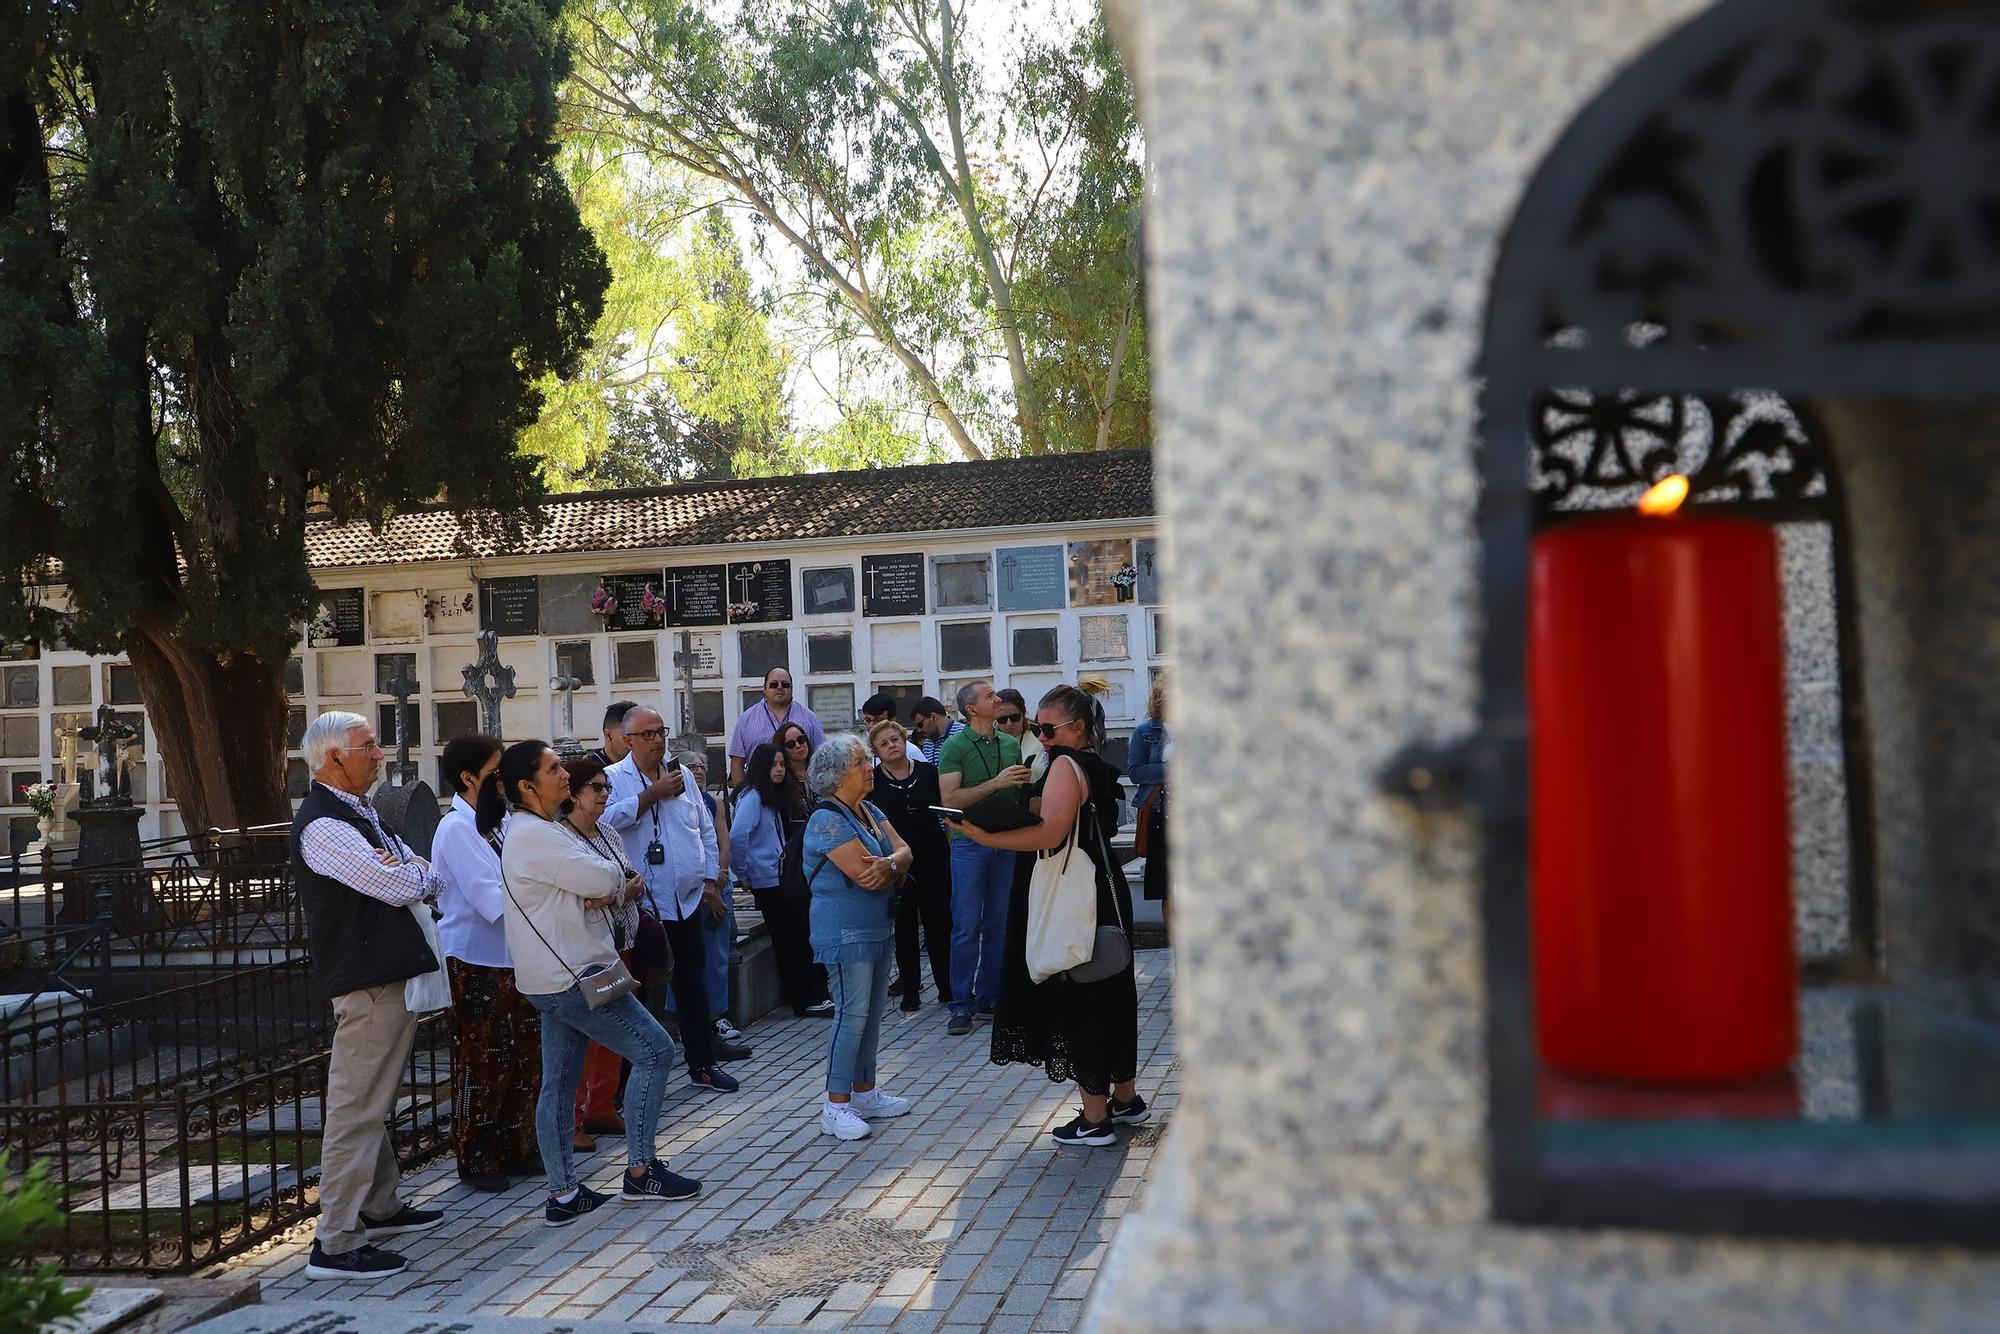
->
xmin=446 ymin=957 xmax=544 ymax=1176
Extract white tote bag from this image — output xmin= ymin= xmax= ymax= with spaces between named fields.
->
xmin=403 ymin=904 xmax=453 ymax=1014
xmin=1024 ymin=762 xmax=1102 ymax=984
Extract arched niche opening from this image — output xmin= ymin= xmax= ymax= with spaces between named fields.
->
xmin=1477 ymin=0 xmax=2000 ymax=1245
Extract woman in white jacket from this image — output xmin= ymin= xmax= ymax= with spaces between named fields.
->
xmin=498 ymin=739 xmax=700 ymax=1226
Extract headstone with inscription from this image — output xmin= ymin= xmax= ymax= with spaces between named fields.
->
xmin=306 ymin=589 xmax=366 ymax=647
xmin=479 ymin=577 xmax=539 ymax=637
xmin=600 ymin=571 xmax=668 ymax=630
xmin=997 ymin=545 xmax=1068 ymax=611
xmin=862 ymin=553 xmax=926 ymax=617
xmin=1068 ymin=538 xmax=1135 ymax=607
xmin=727 ymin=560 xmax=793 ymax=623
xmin=662 ymin=564 xmax=728 ymax=626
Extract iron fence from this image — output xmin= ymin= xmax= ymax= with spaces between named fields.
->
xmin=1 ymin=996 xmax=452 ymax=1272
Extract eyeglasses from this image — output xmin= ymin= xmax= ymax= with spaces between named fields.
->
xmin=766 ymin=680 xmax=793 ymax=689
xmin=1029 ymin=721 xmax=1070 ymax=740
xmin=784 ymin=737 xmax=810 ymax=750
xmin=995 ymin=713 xmax=1022 ymax=726
xmin=627 ymin=727 xmax=667 ymax=741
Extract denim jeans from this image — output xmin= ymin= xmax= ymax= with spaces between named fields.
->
xmin=664 ymin=898 xmax=735 ymax=1022
xmin=525 ymin=977 xmax=677 ymax=1195
xmin=825 ymin=954 xmax=890 ymax=1095
xmin=949 ymin=841 xmax=1014 ymax=1017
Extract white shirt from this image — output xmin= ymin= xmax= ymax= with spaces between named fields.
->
xmin=603 ymin=754 xmax=718 ymax=922
xmin=497 ymin=812 xmax=626 ymax=997
xmin=431 ymin=795 xmax=511 ymax=968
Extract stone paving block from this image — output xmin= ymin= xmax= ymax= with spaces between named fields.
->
xmin=679 ymin=1292 xmax=735 ymax=1323
xmin=947 ymin=1290 xmax=1003 ymax=1323
xmin=821 ymin=1280 xmax=877 ymax=1311
xmin=1001 ymin=1281 xmax=1053 ymax=1316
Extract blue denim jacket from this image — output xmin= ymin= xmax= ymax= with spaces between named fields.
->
xmin=804 ymin=800 xmax=896 ymax=964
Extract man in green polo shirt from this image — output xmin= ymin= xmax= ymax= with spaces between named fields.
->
xmin=937 ymin=681 xmax=1033 ymax=1036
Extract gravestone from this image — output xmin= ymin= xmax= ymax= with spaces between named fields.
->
xmin=599 ymin=570 xmax=668 ymax=631
xmin=801 ymin=566 xmax=857 ymax=615
xmin=460 ymin=631 xmax=517 ymax=738
xmin=932 ymin=553 xmax=991 ymax=609
xmin=997 ymin=544 xmax=1068 ymax=610
xmin=478 ymin=576 xmax=539 ymax=637
xmin=306 ymin=588 xmax=365 ymax=647
xmin=378 ymin=669 xmax=421 ymax=786
xmin=862 ymin=553 xmax=925 ymax=617
xmin=1067 ymin=538 xmax=1135 ymax=606
xmin=727 ymin=559 xmax=793 ymax=622
xmin=538 ymin=572 xmax=603 ymax=637
xmin=662 ymin=563 xmax=728 ymax=626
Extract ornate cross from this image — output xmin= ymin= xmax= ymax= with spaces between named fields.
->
xmin=461 ymin=630 xmax=517 ymax=739
xmin=77 ymin=704 xmax=138 ymax=807
xmin=550 ymin=673 xmax=583 ymax=756
xmin=384 ymin=670 xmax=421 ymax=785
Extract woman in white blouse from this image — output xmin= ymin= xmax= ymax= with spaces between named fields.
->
xmin=497 ymin=740 xmax=700 ymax=1226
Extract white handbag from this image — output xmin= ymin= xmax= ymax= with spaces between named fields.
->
xmin=403 ymin=904 xmax=453 ymax=1014
xmin=1024 ymin=760 xmax=1103 ymax=984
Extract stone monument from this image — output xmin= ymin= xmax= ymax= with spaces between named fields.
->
xmin=372 ymin=669 xmax=441 ymax=859
xmin=71 ymin=703 xmax=143 ymax=882
xmin=460 ymin=630 xmax=516 ymax=739
xmin=550 ymin=672 xmax=583 ymax=758
xmin=1086 ymin=0 xmax=2000 ymax=1329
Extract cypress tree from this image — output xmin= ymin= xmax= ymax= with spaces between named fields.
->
xmin=1 ymin=1 xmax=608 ymax=830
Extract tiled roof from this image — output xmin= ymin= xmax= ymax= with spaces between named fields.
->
xmin=304 ymin=450 xmax=1155 ymax=569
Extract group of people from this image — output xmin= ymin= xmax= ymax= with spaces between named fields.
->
xmin=285 ymin=668 xmax=1170 ymax=1281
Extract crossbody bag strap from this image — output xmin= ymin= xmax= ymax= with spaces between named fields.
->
xmin=498 ymin=860 xmax=587 ymax=991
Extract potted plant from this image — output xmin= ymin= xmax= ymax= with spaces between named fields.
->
xmin=22 ymin=783 xmax=54 ymax=838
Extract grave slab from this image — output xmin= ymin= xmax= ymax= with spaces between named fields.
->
xmin=71 ymin=1164 xmax=299 ymax=1213
xmin=53 ymin=1285 xmax=161 ymax=1334
xmin=184 ymin=1304 xmax=808 ymax=1333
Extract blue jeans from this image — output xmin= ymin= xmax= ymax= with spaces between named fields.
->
xmin=825 ymin=954 xmax=891 ymax=1095
xmin=949 ymin=841 xmax=1014 ymax=1016
xmin=525 ymin=977 xmax=677 ymax=1195
xmin=661 ymin=897 xmax=735 ymax=1022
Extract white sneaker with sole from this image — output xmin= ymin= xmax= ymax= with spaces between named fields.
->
xmin=820 ymin=1101 xmax=873 ymax=1140
xmin=850 ymin=1088 xmax=911 ymax=1119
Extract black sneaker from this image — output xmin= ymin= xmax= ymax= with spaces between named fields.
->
xmin=1107 ymin=1094 xmax=1150 ymax=1125
xmin=621 ymin=1160 xmax=702 ymax=1202
xmin=543 ymin=1182 xmax=612 ymax=1227
xmin=304 ymin=1241 xmax=407 ymax=1279
xmin=947 ymin=1012 xmax=972 ymax=1036
xmin=1049 ymin=1110 xmax=1117 ymax=1147
xmin=690 ymin=1064 xmax=740 ymax=1092
xmin=975 ymin=1004 xmax=996 ymax=1020
xmin=712 ymin=1037 xmax=755 ymax=1062
xmin=360 ymin=1203 xmax=444 ymax=1239
xmin=459 ymin=1171 xmax=509 ymax=1194
xmin=899 ymin=994 xmax=921 ymax=1012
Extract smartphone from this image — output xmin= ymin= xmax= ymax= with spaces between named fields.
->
xmin=928 ymin=805 xmax=967 ymax=819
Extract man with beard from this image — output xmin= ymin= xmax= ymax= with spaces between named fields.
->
xmin=432 ymin=734 xmax=544 ymax=1189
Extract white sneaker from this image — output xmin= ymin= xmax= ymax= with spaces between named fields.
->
xmin=849 ymin=1088 xmax=911 ymax=1119
xmin=820 ymin=1101 xmax=872 ymax=1141
xmin=713 ymin=1017 xmax=743 ymax=1043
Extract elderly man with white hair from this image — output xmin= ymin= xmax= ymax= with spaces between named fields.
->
xmin=290 ymin=711 xmax=448 ymax=1280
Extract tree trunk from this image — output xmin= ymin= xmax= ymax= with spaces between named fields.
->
xmin=124 ymin=613 xmax=292 ymax=838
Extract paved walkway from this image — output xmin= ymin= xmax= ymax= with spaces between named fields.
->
xmin=215 ymin=952 xmax=1176 ymax=1331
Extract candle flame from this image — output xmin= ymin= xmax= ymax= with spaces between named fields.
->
xmin=1638 ymin=474 xmax=1690 ymax=517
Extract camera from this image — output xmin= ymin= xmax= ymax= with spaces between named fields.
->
xmin=646 ymin=841 xmax=666 ymax=866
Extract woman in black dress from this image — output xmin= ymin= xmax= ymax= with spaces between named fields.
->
xmin=950 ymin=679 xmax=1145 ymax=1147
xmin=868 ymin=720 xmax=953 ymax=1010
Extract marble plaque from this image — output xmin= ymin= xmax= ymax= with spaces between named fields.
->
xmin=673 ymin=631 xmax=722 ymax=679
xmin=1011 ymin=623 xmax=1060 ymax=667
xmin=1079 ymin=613 xmax=1130 ymax=662
xmin=539 ymin=572 xmax=604 ymax=637
xmin=499 ymin=693 xmax=542 ymax=740
xmin=727 ymin=559 xmax=793 ymax=623
xmin=307 ymin=587 xmax=366 ymax=647
xmin=1 ymin=716 xmax=36 ymax=758
xmin=52 ymin=665 xmax=91 ymax=706
xmin=807 ymin=632 xmax=853 ymax=675
xmin=939 ymin=620 xmax=992 ymax=672
xmin=862 ymin=553 xmax=926 ymax=617
xmin=369 ymin=589 xmax=425 ymax=644
xmin=738 ymin=629 xmax=789 ymax=681
xmin=808 ymin=683 xmax=856 ymax=728
xmin=997 ymin=544 xmax=1067 ymax=611
xmin=1136 ymin=536 xmax=1161 ymax=604
xmin=601 ymin=570 xmax=667 ymax=631
xmin=1068 ymin=538 xmax=1136 ymax=607
xmin=613 ymin=637 xmax=659 ymax=683
xmin=802 ymin=566 xmax=857 ymax=615
xmin=424 ymin=584 xmax=479 ymax=634
xmin=663 ymin=564 xmax=728 ymax=626
xmin=3 ymin=666 xmax=37 ymax=709
xmin=478 ymin=577 xmax=540 ymax=637
xmin=870 ymin=623 xmax=923 ymax=674
xmin=933 ymin=553 xmax=992 ymax=610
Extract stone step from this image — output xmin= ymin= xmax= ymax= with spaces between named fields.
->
xmin=184 ymin=1305 xmax=807 ymax=1333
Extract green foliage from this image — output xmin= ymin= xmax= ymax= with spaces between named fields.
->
xmin=0 ymin=1154 xmax=88 ymax=1333
xmin=0 ymin=0 xmax=608 ymax=658
xmin=563 ymin=0 xmax=1148 ymax=463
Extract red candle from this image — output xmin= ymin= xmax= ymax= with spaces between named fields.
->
xmin=1530 ymin=485 xmax=1796 ymax=1083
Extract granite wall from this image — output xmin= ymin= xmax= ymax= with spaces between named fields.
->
xmin=1085 ymin=1 xmax=2000 ymax=1328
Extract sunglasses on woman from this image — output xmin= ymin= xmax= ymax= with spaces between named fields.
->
xmin=995 ymin=713 xmax=1022 ymax=725
xmin=1029 ymin=721 xmax=1070 ymax=740
xmin=784 ymin=737 xmax=810 ymax=749
xmin=581 ymin=780 xmax=610 ymax=793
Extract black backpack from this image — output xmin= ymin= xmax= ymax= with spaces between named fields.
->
xmin=777 ymin=799 xmax=843 ymax=898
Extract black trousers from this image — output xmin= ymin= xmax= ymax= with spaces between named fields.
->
xmin=660 ymin=914 xmax=714 ymax=1071
xmin=748 ymin=883 xmax=827 ymax=1013
xmin=894 ymin=871 xmax=952 ymax=1003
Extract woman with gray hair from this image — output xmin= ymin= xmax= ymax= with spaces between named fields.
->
xmin=801 ymin=734 xmax=915 ymax=1140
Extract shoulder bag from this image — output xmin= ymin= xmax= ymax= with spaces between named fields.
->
xmin=1025 ymin=758 xmax=1105 ymax=984
xmin=575 ymin=820 xmax=673 ymax=982
xmin=499 ymin=829 xmax=643 ymax=1010
xmin=1064 ymin=808 xmax=1132 ymax=984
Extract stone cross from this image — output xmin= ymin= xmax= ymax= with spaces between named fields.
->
xmin=77 ymin=704 xmax=138 ymax=807
xmin=56 ymin=724 xmax=80 ymax=789
xmin=460 ymin=630 xmax=517 ymax=739
xmin=384 ymin=670 xmax=421 ymax=786
xmin=550 ymin=673 xmax=583 ymax=757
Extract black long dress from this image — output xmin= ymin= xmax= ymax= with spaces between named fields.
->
xmin=990 ymin=745 xmax=1139 ymax=1096
xmin=870 ymin=758 xmax=953 ymax=1002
